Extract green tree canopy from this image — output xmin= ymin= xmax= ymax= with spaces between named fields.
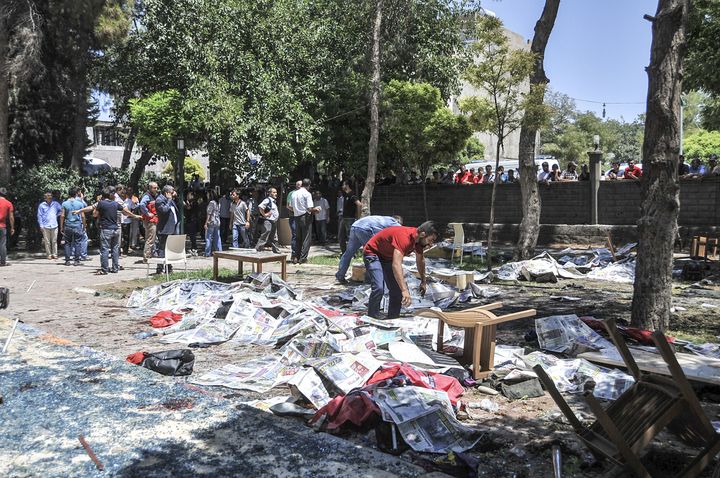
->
xmin=164 ymin=156 xmax=206 ymax=182
xmin=683 ymin=130 xmax=720 ymax=159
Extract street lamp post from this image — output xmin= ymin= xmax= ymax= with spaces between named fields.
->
xmin=176 ymin=138 xmax=185 ymax=234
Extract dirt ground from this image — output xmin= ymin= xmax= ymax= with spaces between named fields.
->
xmin=4 ymin=246 xmax=720 ymax=477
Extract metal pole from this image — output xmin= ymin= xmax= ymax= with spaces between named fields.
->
xmin=588 ymin=150 xmax=602 ymax=225
xmin=178 ymin=148 xmax=185 ymax=234
xmin=679 ymin=97 xmax=685 ymax=156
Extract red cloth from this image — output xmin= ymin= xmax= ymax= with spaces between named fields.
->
xmin=460 ymin=172 xmax=474 ymax=184
xmin=150 ymin=310 xmax=183 ymax=328
xmin=363 ymin=226 xmax=423 ymax=261
xmin=367 ymin=363 xmax=465 ymax=405
xmin=579 ymin=317 xmax=674 ymax=345
xmin=472 ymin=174 xmax=481 ymax=184
xmin=126 ymin=351 xmax=147 ymax=365
xmin=143 ymin=201 xmax=159 ymax=223
xmin=310 ymin=392 xmax=379 ymax=432
xmin=0 ymin=197 xmax=13 ymax=228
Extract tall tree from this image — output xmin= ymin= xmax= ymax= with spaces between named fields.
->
xmin=461 ymin=14 xmax=534 ymax=270
xmin=514 ymin=0 xmax=560 ymax=260
xmin=631 ymin=0 xmax=689 ymax=331
xmin=0 ymin=0 xmax=43 ymax=183
xmin=361 ymin=0 xmax=383 ymax=217
xmin=382 ymin=80 xmax=471 ymax=219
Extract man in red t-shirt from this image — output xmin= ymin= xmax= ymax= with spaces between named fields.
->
xmin=623 ymin=160 xmax=642 ymax=180
xmin=362 ymin=221 xmax=439 ymax=319
xmin=0 ymin=188 xmax=15 ymax=266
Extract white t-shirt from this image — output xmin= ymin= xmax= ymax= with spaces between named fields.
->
xmin=291 ymin=187 xmax=313 ymax=216
xmin=313 ymin=197 xmax=329 ymax=221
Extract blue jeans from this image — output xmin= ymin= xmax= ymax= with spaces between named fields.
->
xmin=364 ymin=254 xmax=402 ymax=319
xmin=232 ymin=223 xmax=250 ymax=248
xmin=80 ymin=230 xmax=88 ymax=258
xmin=205 ymin=225 xmax=222 ymax=256
xmin=63 ymin=225 xmax=84 ymax=261
xmin=336 ymin=227 xmax=374 ymax=281
xmin=100 ymin=228 xmax=119 ymax=272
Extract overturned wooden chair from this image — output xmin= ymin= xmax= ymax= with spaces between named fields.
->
xmin=417 ymin=303 xmax=536 ymax=379
xmin=534 ymin=318 xmax=720 ymax=478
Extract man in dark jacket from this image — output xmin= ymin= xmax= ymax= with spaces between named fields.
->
xmin=155 ymin=185 xmax=179 ymax=273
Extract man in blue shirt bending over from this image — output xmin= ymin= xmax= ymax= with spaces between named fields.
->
xmin=335 ymin=214 xmax=402 ymax=284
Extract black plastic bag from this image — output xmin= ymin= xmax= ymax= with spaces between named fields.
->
xmin=141 ymin=349 xmax=195 ymax=376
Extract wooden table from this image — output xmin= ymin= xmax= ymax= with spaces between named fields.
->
xmin=212 ymin=251 xmax=288 ymax=281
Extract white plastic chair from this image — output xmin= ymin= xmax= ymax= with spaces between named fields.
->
xmin=448 ymin=222 xmax=465 ymax=266
xmin=147 ymin=234 xmax=188 ymax=281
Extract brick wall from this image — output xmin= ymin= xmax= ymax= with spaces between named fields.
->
xmin=371 ymin=179 xmax=720 ymax=228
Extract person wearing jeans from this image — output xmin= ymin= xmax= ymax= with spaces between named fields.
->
xmin=0 ymin=188 xmax=15 ymax=266
xmin=335 ymin=215 xmax=401 ymax=283
xmin=72 ymin=186 xmax=141 ymax=274
xmin=59 ymin=187 xmax=86 ymax=266
xmin=230 ymin=189 xmax=250 ymax=248
xmin=139 ymin=182 xmax=159 ymax=263
xmin=255 ymin=187 xmax=281 ymax=253
xmin=204 ymin=190 xmax=223 ymax=256
xmin=362 ymin=222 xmax=438 ymax=319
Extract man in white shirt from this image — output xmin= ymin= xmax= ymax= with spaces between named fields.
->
xmin=255 ymin=187 xmax=281 ymax=253
xmin=290 ymin=178 xmax=320 ymax=263
xmin=537 ymin=162 xmax=552 ymax=183
xmin=312 ymin=190 xmax=330 ymax=245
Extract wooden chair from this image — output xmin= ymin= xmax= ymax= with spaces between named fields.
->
xmin=691 ymin=235 xmax=718 ymax=261
xmin=417 ymin=303 xmax=536 ymax=379
xmin=534 ymin=318 xmax=720 ymax=478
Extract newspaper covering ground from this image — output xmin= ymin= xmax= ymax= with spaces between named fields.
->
xmin=288 ymin=367 xmax=331 ymax=409
xmin=535 ymin=314 xmax=613 ymax=355
xmin=310 ymin=352 xmax=383 ymax=394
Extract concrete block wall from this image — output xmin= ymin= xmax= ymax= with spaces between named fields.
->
xmin=371 ymin=179 xmax=720 ymax=229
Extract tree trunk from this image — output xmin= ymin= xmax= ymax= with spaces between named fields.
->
xmin=486 ymin=140 xmax=502 ymax=271
xmin=70 ymin=78 xmax=89 ymax=170
xmin=129 ymin=147 xmax=152 ymax=193
xmin=360 ymin=0 xmax=382 ymax=218
xmin=0 ymin=12 xmax=10 ymax=183
xmin=631 ymin=0 xmax=688 ymax=331
xmin=121 ymin=125 xmax=138 ymax=170
xmin=515 ymin=0 xmax=560 ymax=261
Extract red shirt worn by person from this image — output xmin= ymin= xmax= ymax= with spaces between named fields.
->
xmin=363 ymin=226 xmax=423 ymax=261
xmin=458 ymin=171 xmax=472 ymax=184
xmin=472 ymin=174 xmax=481 ymax=184
xmin=624 ymin=165 xmax=642 ymax=179
xmin=0 ymin=197 xmax=13 ymax=228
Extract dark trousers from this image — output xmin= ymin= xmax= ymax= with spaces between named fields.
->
xmin=294 ymin=214 xmax=312 ymax=261
xmin=289 ymin=216 xmax=297 ymax=258
xmin=220 ymin=217 xmax=230 ymax=244
xmin=0 ymin=227 xmax=7 ymax=264
xmin=186 ymin=220 xmax=198 ymax=250
xmin=364 ymin=254 xmax=402 ymax=319
xmin=63 ymin=225 xmax=84 ymax=261
xmin=157 ymin=234 xmax=168 ymax=258
xmin=339 ymin=217 xmax=355 ymax=252
xmin=121 ymin=223 xmax=131 ymax=254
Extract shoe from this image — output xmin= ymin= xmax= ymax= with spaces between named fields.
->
xmin=47 ymin=256 xmax=53 ymax=260
xmin=82 ymin=257 xmax=92 ymax=261
xmin=299 ymin=258 xmax=307 ymax=264
xmin=256 ymin=247 xmax=264 ymax=252
xmin=65 ymin=261 xmax=71 ymax=266
xmin=271 ymin=246 xmax=280 ymax=254
xmin=142 ymin=258 xmax=148 ymax=264
xmin=0 ymin=263 xmax=8 ymax=267
xmin=73 ymin=261 xmax=80 ymax=266
xmin=335 ymin=275 xmax=348 ymax=284
xmin=118 ymin=265 xmax=125 ymax=270
xmin=109 ymin=269 xmax=118 ymax=273
xmin=95 ymin=270 xmax=108 ymax=275
xmin=291 ymin=257 xmax=298 ymax=264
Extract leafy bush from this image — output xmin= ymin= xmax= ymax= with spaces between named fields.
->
xmin=684 ymin=130 xmax=720 ymax=159
xmin=163 ymin=156 xmax=207 ymax=182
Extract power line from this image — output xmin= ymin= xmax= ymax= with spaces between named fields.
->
xmin=568 ymin=97 xmax=645 ymax=106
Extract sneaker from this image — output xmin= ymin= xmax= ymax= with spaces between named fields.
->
xmin=82 ymin=257 xmax=92 ymax=261
xmin=109 ymin=269 xmax=118 ymax=273
xmin=73 ymin=261 xmax=80 ymax=266
xmin=65 ymin=260 xmax=71 ymax=266
xmin=291 ymin=257 xmax=298 ymax=264
xmin=271 ymin=246 xmax=281 ymax=254
xmin=299 ymin=258 xmax=307 ymax=264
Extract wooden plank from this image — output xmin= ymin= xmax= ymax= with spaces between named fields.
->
xmin=578 ymin=348 xmax=720 ymax=386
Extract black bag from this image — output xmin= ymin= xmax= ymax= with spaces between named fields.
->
xmin=141 ymin=349 xmax=195 ymax=376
